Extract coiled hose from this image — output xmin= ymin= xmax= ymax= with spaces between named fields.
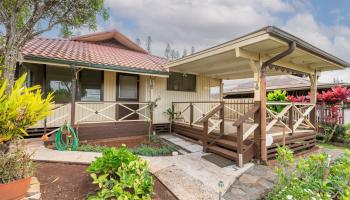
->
xmin=55 ymin=124 xmax=79 ymax=151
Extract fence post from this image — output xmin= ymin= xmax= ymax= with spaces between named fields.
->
xmin=190 ymin=103 xmax=193 ymax=126
xmin=254 ymin=102 xmax=261 ymax=159
xmin=289 ymin=103 xmax=294 ymax=134
xmin=203 ymin=120 xmax=208 ymax=152
xmin=220 ymin=102 xmax=224 ymax=134
xmin=237 ymin=124 xmax=243 ymax=167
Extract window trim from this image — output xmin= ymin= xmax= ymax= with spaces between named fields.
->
xmin=116 ymin=73 xmax=139 ymax=101
xmin=166 ymin=72 xmax=197 ymax=92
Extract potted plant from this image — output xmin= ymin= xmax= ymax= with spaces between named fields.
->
xmin=0 ymin=141 xmax=34 ymax=200
xmin=0 ymin=73 xmax=54 ymax=199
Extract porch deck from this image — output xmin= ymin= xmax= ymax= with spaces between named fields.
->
xmin=171 ymin=101 xmax=317 ymax=166
xmin=172 ymin=121 xmax=316 ymax=161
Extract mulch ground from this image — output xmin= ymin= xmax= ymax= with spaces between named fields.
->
xmin=35 ymin=162 xmax=177 ymax=200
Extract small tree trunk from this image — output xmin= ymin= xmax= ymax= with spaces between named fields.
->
xmin=1 ymin=49 xmax=18 ymax=89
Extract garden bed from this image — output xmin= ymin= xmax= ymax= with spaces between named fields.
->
xmin=35 ymin=162 xmax=177 ymax=200
xmin=76 ymin=135 xmax=178 ymax=156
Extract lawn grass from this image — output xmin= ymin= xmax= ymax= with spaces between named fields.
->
xmin=317 ymin=142 xmax=350 ymax=150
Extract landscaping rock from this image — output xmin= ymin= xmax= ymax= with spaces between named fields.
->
xmin=224 ymin=165 xmax=277 ymax=200
xmin=22 ymin=177 xmax=41 ymax=200
xmin=239 ymin=174 xmax=259 ymax=184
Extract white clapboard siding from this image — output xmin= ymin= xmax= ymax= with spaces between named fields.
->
xmin=151 ymin=75 xmax=220 ymax=124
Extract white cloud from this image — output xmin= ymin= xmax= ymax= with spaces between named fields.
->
xmin=104 ymin=0 xmax=294 ymax=56
xmin=99 ymin=0 xmax=350 ymax=83
xmin=281 ymin=13 xmax=350 ymax=83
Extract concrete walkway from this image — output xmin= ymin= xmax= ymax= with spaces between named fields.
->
xmin=25 ymin=137 xmax=254 ymax=200
xmin=25 ymin=139 xmax=101 ymax=164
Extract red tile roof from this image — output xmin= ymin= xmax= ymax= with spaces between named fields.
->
xmin=21 ymin=35 xmax=168 ymax=75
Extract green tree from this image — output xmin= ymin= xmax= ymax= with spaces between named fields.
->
xmin=0 ymin=0 xmax=109 ymax=87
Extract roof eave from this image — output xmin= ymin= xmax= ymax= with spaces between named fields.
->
xmin=23 ymin=55 xmax=169 ymax=77
xmin=265 ymin=26 xmax=350 ymax=68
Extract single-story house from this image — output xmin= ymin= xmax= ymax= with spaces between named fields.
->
xmin=20 ymin=26 xmax=350 ymax=166
xmin=223 ymin=75 xmax=350 ymax=98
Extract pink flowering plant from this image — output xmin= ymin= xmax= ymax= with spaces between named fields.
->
xmin=287 ymin=86 xmax=350 ymax=143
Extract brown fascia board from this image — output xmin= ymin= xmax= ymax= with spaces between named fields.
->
xmin=264 ymin=26 xmax=350 ymax=68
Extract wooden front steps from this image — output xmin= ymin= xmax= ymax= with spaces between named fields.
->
xmin=172 ymin=122 xmax=256 ymax=165
xmin=206 ymin=137 xmax=255 ymax=165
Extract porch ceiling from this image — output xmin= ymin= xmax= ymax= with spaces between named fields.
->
xmin=165 ymin=26 xmax=349 ymax=80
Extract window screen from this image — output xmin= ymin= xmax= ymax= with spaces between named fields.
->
xmin=167 ymin=72 xmax=196 ymax=91
xmin=118 ymin=74 xmax=138 ymax=100
xmin=78 ymin=70 xmax=103 ymax=101
xmin=46 ymin=66 xmax=72 ymax=103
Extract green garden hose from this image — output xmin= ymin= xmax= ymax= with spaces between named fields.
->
xmin=55 ymin=124 xmax=79 ymax=151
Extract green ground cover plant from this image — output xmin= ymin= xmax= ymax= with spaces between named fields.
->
xmin=87 ymin=146 xmax=153 ymax=200
xmin=131 ymin=135 xmax=176 ymax=156
xmin=266 ymin=146 xmax=350 ymax=200
xmin=76 ymin=144 xmax=110 ymax=153
xmin=77 ymin=135 xmax=176 ymax=156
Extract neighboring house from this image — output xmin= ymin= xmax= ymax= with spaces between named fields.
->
xmin=19 ymin=26 xmax=350 ymax=166
xmin=224 ymin=75 xmax=350 ymax=98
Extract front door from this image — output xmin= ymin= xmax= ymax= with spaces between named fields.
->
xmin=116 ymin=73 xmax=139 ymax=120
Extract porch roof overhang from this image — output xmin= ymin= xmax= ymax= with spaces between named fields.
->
xmin=165 ymin=26 xmax=350 ymax=79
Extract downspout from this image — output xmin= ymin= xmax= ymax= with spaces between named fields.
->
xmin=262 ymin=41 xmax=296 ymax=70
xmin=259 ymin=41 xmax=296 ymax=164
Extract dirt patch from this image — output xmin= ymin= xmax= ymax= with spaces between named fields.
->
xmin=83 ymin=135 xmax=148 ymax=148
xmin=35 ymin=162 xmax=177 ymax=200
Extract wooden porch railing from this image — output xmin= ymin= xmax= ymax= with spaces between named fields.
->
xmin=38 ymin=101 xmax=153 ymax=136
xmin=233 ymin=104 xmax=260 ymax=167
xmin=266 ymin=102 xmax=316 ymax=136
xmin=75 ymin=101 xmax=153 ymax=125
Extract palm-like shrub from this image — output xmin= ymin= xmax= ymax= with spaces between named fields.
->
xmin=0 ymin=73 xmax=54 ymax=145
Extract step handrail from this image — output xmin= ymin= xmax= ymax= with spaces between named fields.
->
xmin=201 ymin=102 xmax=225 ymax=151
xmin=234 ymin=104 xmax=260 ymax=167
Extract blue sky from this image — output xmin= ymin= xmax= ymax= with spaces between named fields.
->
xmin=44 ymin=0 xmax=350 ymax=83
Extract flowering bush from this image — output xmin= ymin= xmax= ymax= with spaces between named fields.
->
xmin=266 ymin=146 xmax=350 ymax=200
xmin=287 ymin=86 xmax=350 ymax=104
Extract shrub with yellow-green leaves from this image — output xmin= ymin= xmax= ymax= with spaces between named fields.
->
xmin=0 ymin=73 xmax=54 ymax=144
xmin=87 ymin=145 xmax=153 ymax=200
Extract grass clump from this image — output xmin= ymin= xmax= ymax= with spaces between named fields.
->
xmin=131 ymin=135 xmax=176 ymax=156
xmin=76 ymin=136 xmax=177 ymax=156
xmin=76 ymin=144 xmax=110 ymax=153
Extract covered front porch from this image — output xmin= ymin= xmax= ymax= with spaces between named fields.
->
xmin=165 ymin=26 xmax=348 ymax=167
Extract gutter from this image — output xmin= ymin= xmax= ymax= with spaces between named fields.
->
xmin=262 ymin=41 xmax=296 ymax=70
xmin=265 ymin=26 xmax=350 ymax=68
